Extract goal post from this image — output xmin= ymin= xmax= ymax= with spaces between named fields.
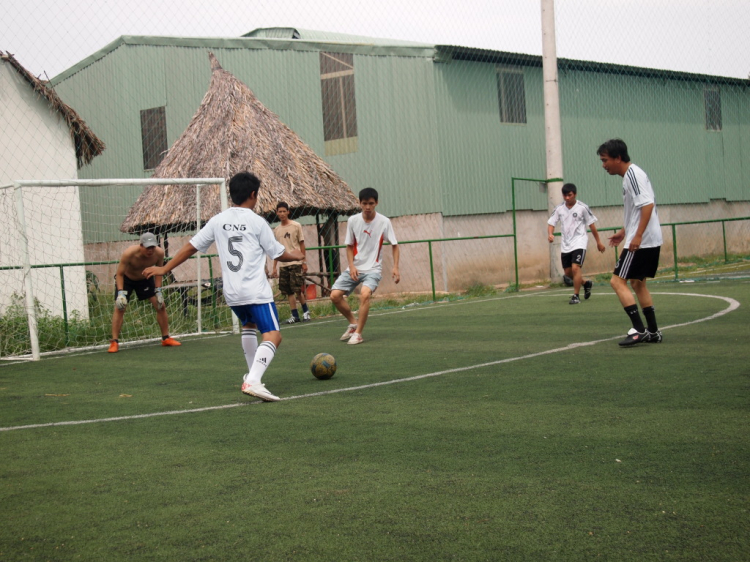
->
xmin=2 ymin=177 xmax=229 ymax=361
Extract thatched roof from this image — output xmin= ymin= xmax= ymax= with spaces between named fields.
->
xmin=1 ymin=51 xmax=105 ymax=168
xmin=121 ymin=52 xmax=360 ymax=235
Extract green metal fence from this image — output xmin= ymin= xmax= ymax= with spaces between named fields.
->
xmin=2 ymin=214 xmax=749 ymax=357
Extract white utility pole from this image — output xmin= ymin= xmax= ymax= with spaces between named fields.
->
xmin=541 ymin=0 xmax=565 ymax=282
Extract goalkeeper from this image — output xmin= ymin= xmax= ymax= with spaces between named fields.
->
xmin=109 ymin=232 xmax=181 ymax=353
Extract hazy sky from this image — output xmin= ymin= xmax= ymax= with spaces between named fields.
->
xmin=2 ymin=0 xmax=748 ymax=80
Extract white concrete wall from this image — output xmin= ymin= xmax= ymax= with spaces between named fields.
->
xmin=83 ymin=200 xmax=750 ymax=310
xmin=305 ymin=201 xmax=750 ymax=297
xmin=0 ymin=61 xmax=88 ymax=319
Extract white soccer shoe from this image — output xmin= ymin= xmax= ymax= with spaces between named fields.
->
xmin=303 ymin=311 xmax=311 ymax=322
xmin=347 ymin=332 xmax=364 ymax=345
xmin=340 ymin=324 xmax=357 ymax=341
xmin=241 ymin=382 xmax=280 ymax=402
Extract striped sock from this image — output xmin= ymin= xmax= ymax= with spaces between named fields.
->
xmin=241 ymin=328 xmax=258 ymax=374
xmin=245 ymin=341 xmax=277 ymax=384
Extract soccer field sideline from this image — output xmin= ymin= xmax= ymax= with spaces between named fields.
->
xmin=0 ymin=290 xmax=739 ymax=434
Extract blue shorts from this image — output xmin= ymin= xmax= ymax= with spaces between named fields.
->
xmin=331 ymin=270 xmax=382 ymax=295
xmin=230 ymin=302 xmax=280 ymax=333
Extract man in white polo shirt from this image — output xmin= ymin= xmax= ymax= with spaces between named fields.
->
xmin=597 ymin=139 xmax=664 ymax=347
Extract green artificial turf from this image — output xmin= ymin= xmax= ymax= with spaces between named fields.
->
xmin=1 ymin=280 xmax=748 ymax=561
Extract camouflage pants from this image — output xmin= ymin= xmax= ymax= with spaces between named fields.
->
xmin=278 ymin=264 xmax=305 ymax=296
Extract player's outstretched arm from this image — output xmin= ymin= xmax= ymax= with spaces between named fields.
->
xmin=143 ymin=243 xmax=198 ymax=279
xmin=277 ymin=249 xmax=304 ymax=263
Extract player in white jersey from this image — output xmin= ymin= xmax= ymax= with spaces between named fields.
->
xmin=547 ymin=183 xmax=605 ymax=304
xmin=144 ymin=172 xmax=304 ymax=401
xmin=597 ymin=139 xmax=663 ymax=347
xmin=330 ymin=187 xmax=400 ymax=345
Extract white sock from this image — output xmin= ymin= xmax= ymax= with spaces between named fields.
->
xmin=241 ymin=328 xmax=258 ymax=374
xmin=245 ymin=341 xmax=277 ymax=384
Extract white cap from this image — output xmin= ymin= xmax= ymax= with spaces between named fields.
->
xmin=140 ymin=232 xmax=158 ymax=248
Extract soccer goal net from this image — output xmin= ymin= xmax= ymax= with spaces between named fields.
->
xmin=0 ymin=178 xmax=232 ymax=361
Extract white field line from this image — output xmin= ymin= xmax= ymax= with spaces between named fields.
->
xmin=0 ymin=290 xmax=571 ymax=366
xmin=0 ymin=292 xmax=739 ymax=433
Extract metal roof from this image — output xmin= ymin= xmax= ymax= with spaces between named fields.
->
xmin=51 ymin=30 xmax=748 ymax=87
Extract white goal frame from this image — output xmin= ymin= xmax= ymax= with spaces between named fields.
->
xmin=11 ymin=177 xmax=231 ymax=361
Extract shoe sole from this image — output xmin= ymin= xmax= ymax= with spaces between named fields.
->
xmin=241 ymin=388 xmax=280 ymax=402
xmin=340 ymin=333 xmax=355 ymax=341
xmin=348 ymin=338 xmax=363 ymax=345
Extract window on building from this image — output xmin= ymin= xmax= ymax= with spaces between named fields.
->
xmin=704 ymin=87 xmax=722 ymax=131
xmin=497 ymin=68 xmax=527 ymax=124
xmin=140 ymin=106 xmax=167 ymax=169
xmin=320 ymin=52 xmax=358 ymax=155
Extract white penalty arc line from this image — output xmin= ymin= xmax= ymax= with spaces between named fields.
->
xmin=0 ymin=292 xmax=739 ymax=433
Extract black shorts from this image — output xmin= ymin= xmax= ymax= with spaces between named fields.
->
xmin=115 ymin=275 xmax=156 ymax=302
xmin=613 ymin=247 xmax=661 ymax=280
xmin=561 ymin=249 xmax=586 ymax=270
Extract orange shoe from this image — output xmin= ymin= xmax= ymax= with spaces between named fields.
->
xmin=108 ymin=340 xmax=119 ymax=353
xmin=162 ymin=337 xmax=181 ymax=347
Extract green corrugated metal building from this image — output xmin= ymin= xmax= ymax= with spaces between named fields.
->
xmin=50 ymin=28 xmax=750 ymax=243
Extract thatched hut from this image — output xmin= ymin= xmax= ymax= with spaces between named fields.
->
xmin=1 ymin=51 xmax=105 ymax=168
xmin=120 ymin=52 xmax=359 ymax=240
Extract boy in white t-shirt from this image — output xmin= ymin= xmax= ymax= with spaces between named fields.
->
xmin=144 ymin=172 xmax=304 ymax=401
xmin=547 ymin=183 xmax=605 ymax=305
xmin=330 ymin=187 xmax=400 ymax=345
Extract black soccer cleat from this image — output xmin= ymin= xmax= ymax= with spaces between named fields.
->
xmin=645 ymin=330 xmax=663 ymax=343
xmin=569 ymin=294 xmax=581 ymax=305
xmin=583 ymin=280 xmax=593 ymax=300
xmin=618 ymin=328 xmax=648 ymax=347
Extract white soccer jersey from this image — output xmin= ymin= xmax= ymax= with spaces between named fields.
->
xmin=190 ymin=207 xmax=285 ymax=306
xmin=345 ymin=212 xmax=398 ymax=274
xmin=622 ymin=164 xmax=663 ymax=248
xmin=547 ymin=200 xmax=598 ymax=254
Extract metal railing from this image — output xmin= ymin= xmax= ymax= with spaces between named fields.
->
xmin=556 ymin=216 xmax=750 ymax=281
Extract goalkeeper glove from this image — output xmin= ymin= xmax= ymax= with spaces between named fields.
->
xmin=115 ymin=290 xmax=128 ymax=310
xmin=155 ymin=287 xmax=165 ymax=310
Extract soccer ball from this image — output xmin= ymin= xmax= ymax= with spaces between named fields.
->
xmin=310 ymin=353 xmax=337 ymax=380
